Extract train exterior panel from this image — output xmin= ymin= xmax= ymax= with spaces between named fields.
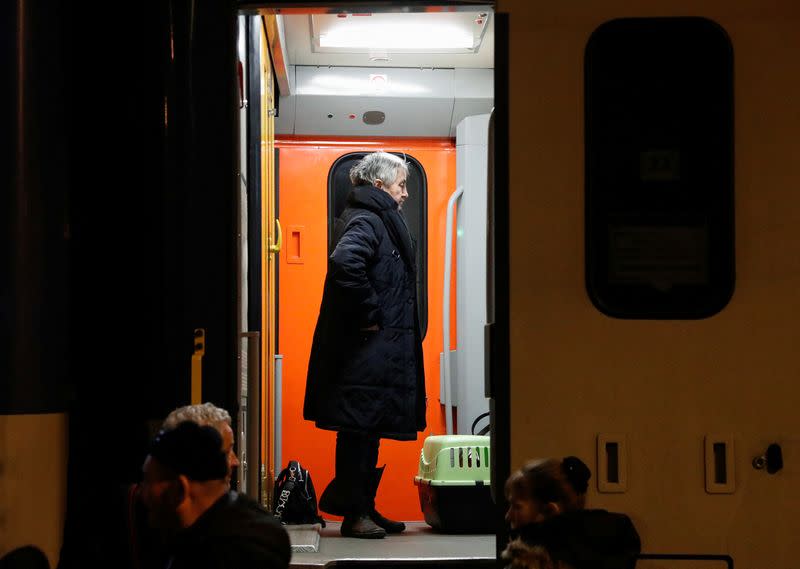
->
xmin=501 ymin=0 xmax=800 ymax=566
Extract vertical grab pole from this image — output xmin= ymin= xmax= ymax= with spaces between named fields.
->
xmin=443 ymin=187 xmax=463 ymax=436
xmin=245 ymin=332 xmax=261 ymax=501
xmin=274 ymin=354 xmax=283 ymax=474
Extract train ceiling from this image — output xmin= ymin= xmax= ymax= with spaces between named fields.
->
xmin=271 ymin=8 xmax=495 ymax=137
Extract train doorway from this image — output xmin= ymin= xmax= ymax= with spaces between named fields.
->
xmin=234 ymin=2 xmax=503 ymax=564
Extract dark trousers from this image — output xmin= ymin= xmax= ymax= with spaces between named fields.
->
xmin=336 ymin=431 xmax=380 ymax=480
xmin=320 ymin=432 xmax=381 ymax=516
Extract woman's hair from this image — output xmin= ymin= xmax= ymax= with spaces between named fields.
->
xmin=349 ymin=151 xmax=409 ymax=187
xmin=162 ymin=402 xmax=231 ymax=432
xmin=505 ymin=456 xmax=592 ymax=512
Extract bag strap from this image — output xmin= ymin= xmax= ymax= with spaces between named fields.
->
xmin=287 ymin=460 xmax=302 ymax=481
xmin=301 ymin=468 xmax=326 ymax=527
xmin=274 ymin=465 xmax=299 ymax=521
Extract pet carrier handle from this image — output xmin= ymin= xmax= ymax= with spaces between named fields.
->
xmin=471 ymin=411 xmax=491 ymax=436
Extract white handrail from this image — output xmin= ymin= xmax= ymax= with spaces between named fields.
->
xmin=443 ymin=186 xmax=463 ymax=436
xmin=274 ymin=354 xmax=283 ymax=475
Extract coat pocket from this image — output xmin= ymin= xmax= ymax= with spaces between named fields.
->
xmin=338 ymin=328 xmax=389 ymax=387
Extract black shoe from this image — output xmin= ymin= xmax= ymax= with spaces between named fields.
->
xmin=341 ymin=514 xmax=386 ymax=539
xmin=370 ymin=509 xmax=406 ymax=533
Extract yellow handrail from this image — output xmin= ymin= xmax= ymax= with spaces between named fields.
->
xmin=269 ymin=218 xmax=282 ymax=254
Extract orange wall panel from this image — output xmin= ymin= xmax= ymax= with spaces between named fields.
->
xmin=276 ymin=137 xmax=455 ymax=521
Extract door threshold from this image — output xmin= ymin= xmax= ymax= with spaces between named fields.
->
xmin=289 ymin=521 xmax=495 ymax=568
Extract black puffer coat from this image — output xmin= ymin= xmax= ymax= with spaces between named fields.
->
xmin=304 ymin=185 xmax=426 ymax=441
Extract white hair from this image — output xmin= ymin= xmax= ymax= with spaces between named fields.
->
xmin=162 ymin=402 xmax=232 ymax=432
xmin=349 ymin=151 xmax=408 ymax=187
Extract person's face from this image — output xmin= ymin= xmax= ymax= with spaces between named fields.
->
xmin=140 ymin=455 xmax=182 ymax=529
xmin=505 ymin=491 xmax=545 ymax=529
xmin=219 ymin=423 xmax=240 ymax=485
xmin=378 ymin=169 xmax=408 ymax=209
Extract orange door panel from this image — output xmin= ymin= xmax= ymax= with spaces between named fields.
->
xmin=277 ymin=137 xmax=455 ymax=521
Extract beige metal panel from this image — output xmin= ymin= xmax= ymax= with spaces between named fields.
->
xmin=0 ymin=414 xmax=68 ymax=567
xmin=293 ymin=66 xmax=456 ymax=136
xmin=275 ymin=93 xmax=297 ymax=135
xmin=450 ymin=68 xmax=494 ymax=136
xmin=499 ymin=0 xmax=800 ymax=566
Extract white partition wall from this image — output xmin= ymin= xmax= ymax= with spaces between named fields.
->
xmin=454 ymin=113 xmax=491 ymax=434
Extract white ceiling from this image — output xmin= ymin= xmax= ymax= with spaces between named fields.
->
xmin=281 ymin=10 xmax=494 ymax=69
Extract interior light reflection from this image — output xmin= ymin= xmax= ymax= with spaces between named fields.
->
xmin=319 ymin=23 xmax=474 ymax=50
xmin=304 ymin=74 xmax=431 ymax=96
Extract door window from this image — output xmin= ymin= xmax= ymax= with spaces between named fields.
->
xmin=328 ymin=152 xmax=428 ymax=338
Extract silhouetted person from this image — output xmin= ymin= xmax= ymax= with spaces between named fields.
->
xmin=502 ymin=457 xmax=640 ymax=569
xmin=140 ymin=422 xmax=290 ymax=569
xmin=0 ymin=546 xmax=50 ymax=569
xmin=126 ymin=403 xmax=241 ymax=569
xmin=162 ymin=403 xmax=241 ymax=487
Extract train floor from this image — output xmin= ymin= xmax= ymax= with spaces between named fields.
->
xmin=287 ymin=521 xmax=496 ymax=569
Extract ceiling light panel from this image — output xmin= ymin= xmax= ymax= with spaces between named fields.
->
xmin=311 ymin=12 xmax=490 ymax=54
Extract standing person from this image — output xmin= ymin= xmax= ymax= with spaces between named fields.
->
xmin=140 ymin=421 xmax=291 ymax=569
xmin=304 ymin=151 xmax=426 ymax=539
xmin=502 ymin=457 xmax=641 ymax=569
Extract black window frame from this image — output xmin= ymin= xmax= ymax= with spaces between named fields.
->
xmin=327 ymin=152 xmax=429 ymax=338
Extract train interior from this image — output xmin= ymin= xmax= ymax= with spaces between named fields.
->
xmin=236 ymin=5 xmax=497 ymax=565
